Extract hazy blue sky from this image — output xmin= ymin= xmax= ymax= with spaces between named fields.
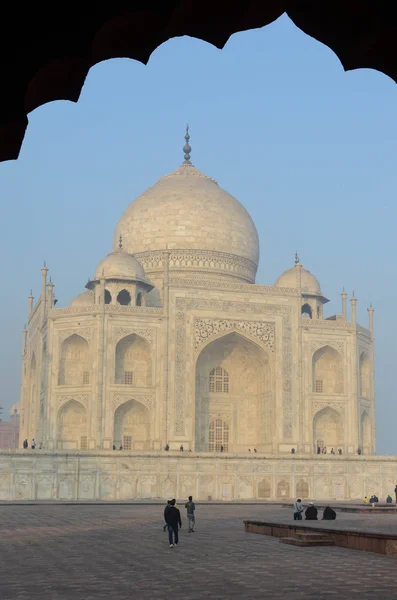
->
xmin=1 ymin=15 xmax=396 ymax=452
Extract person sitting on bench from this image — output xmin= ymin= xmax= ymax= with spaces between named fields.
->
xmin=305 ymin=502 xmax=318 ymax=520
xmin=322 ymin=505 xmax=336 ymax=520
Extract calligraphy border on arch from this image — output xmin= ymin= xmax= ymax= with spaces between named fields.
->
xmin=194 ymin=318 xmax=275 ymax=355
xmin=174 ymin=298 xmax=292 ymax=439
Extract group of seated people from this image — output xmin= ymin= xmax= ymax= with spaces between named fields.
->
xmin=364 ymin=494 xmax=393 ymax=504
xmin=293 ymin=499 xmax=336 ymax=521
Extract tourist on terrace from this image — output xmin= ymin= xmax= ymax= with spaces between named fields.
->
xmin=185 ymin=495 xmax=196 ymax=532
xmin=386 ymin=495 xmax=393 ymax=503
xmin=322 ymin=505 xmax=336 ymax=520
xmin=394 ymin=484 xmax=397 ymax=503
xmin=305 ymin=502 xmax=318 ymax=520
xmin=364 ymin=496 xmax=369 ymax=504
xmin=293 ymin=498 xmax=304 ymax=520
xmin=165 ymin=499 xmax=182 ymax=548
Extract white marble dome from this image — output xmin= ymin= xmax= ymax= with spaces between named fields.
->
xmin=113 ymin=160 xmax=259 ymax=283
xmin=69 ymin=290 xmax=94 ymax=307
xmin=275 ymin=265 xmax=322 ymax=295
xmin=94 ymin=249 xmax=148 ymax=283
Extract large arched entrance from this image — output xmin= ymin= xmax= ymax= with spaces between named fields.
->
xmin=313 ymin=407 xmax=343 ymax=453
xmin=57 ymin=400 xmax=87 ymax=450
xmin=113 ymin=400 xmax=151 ymax=450
xmin=195 ymin=332 xmax=272 ymax=453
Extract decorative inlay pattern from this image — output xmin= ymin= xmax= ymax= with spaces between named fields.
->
xmin=194 ymin=318 xmax=275 ymax=354
xmin=50 ymin=306 xmax=162 ymax=317
xmin=135 ymin=249 xmax=257 ymax=283
xmin=311 ymin=401 xmax=345 ymax=416
xmin=175 ymin=298 xmax=292 ymax=438
xmin=111 ymin=327 xmax=154 ymax=344
xmin=310 ymin=340 xmax=345 ymax=356
xmin=56 ymin=394 xmax=89 ymax=410
xmin=58 ymin=327 xmax=92 ymax=343
xmin=170 ymin=277 xmax=297 ymax=296
xmin=113 ymin=393 xmax=154 ymax=411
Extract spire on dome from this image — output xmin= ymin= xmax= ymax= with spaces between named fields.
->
xmin=295 ymin=251 xmax=300 ymax=265
xmin=183 ymin=124 xmax=191 ymax=164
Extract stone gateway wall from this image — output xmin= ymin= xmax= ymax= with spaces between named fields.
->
xmin=1 ymin=452 xmax=396 ymax=502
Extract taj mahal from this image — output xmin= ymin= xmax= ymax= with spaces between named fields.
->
xmin=6 ymin=130 xmax=397 ymax=502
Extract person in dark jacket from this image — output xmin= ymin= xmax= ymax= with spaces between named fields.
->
xmin=163 ymin=500 xmax=171 ymax=531
xmin=305 ymin=502 xmax=318 ymax=520
xmin=322 ymin=505 xmax=336 ymax=520
xmin=165 ymin=499 xmax=182 ymax=547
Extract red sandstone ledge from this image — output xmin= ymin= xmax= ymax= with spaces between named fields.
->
xmin=243 ymin=520 xmax=397 ymax=556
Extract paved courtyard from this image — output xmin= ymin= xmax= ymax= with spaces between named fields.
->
xmin=1 ymin=504 xmax=397 ymax=599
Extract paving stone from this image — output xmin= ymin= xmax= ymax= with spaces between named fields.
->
xmin=0 ymin=505 xmax=396 ymax=599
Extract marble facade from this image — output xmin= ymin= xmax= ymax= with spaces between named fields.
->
xmin=16 ymin=133 xmax=380 ymax=501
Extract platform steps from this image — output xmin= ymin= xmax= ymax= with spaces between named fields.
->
xmin=280 ymin=531 xmax=335 ymax=547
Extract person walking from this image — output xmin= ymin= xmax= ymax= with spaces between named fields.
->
xmin=292 ymin=498 xmax=304 ymax=520
xmin=185 ymin=495 xmax=196 ymax=532
xmin=394 ymin=484 xmax=397 ymax=503
xmin=31 ymin=439 xmax=36 ymax=450
xmin=163 ymin=500 xmax=171 ymax=531
xmin=165 ymin=499 xmax=182 ymax=547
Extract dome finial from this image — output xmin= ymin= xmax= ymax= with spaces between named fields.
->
xmin=295 ymin=251 xmax=300 ymax=265
xmin=119 ymin=234 xmax=123 ymax=250
xmin=183 ymin=124 xmax=191 ymax=164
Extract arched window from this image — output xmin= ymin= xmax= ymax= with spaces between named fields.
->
xmin=57 ymin=400 xmax=87 ymax=450
xmin=104 ymin=289 xmax=112 ymax=304
xmin=209 ymin=418 xmax=229 ymax=452
xmin=136 ymin=292 xmax=142 ymax=306
xmin=258 ymin=479 xmax=271 ymax=499
xmin=312 ymin=346 xmax=343 ymax=394
xmin=117 ymin=289 xmax=131 ymax=306
xmin=359 ymin=352 xmax=370 ymax=398
xmin=58 ymin=334 xmax=90 ymax=386
xmin=301 ymin=303 xmax=312 ymax=319
xmin=115 ymin=334 xmax=151 ymax=387
xmin=276 ymin=479 xmax=290 ymax=499
xmin=209 ymin=366 xmax=229 ymax=393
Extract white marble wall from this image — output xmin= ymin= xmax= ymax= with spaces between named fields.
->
xmin=1 ymin=452 xmax=396 ymax=502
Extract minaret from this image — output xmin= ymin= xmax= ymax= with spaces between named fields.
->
xmin=47 ymin=277 xmax=54 ymax=309
xmin=183 ymin=124 xmax=192 ymax=164
xmin=341 ymin=288 xmax=347 ymax=319
xmin=41 ymin=261 xmax=48 ymax=318
xmin=350 ymin=291 xmax=357 ymax=325
xmin=368 ymin=303 xmax=374 ymax=333
xmin=21 ymin=325 xmax=27 ymax=356
xmin=28 ymin=290 xmax=34 ymax=319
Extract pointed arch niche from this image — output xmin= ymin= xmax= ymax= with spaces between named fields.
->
xmin=360 ymin=411 xmax=371 ymax=455
xmin=113 ymin=399 xmax=151 ymax=450
xmin=195 ymin=331 xmax=272 ymax=452
xmin=312 ymin=345 xmax=343 ymax=394
xmin=313 ymin=407 xmax=343 ymax=453
xmin=29 ymin=352 xmax=37 ymax=436
xmin=359 ymin=352 xmax=370 ymax=398
xmin=57 ymin=400 xmax=87 ymax=449
xmin=58 ymin=334 xmax=90 ymax=386
xmin=115 ymin=334 xmax=152 ymax=387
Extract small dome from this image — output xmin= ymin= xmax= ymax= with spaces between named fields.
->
xmin=69 ymin=290 xmax=95 ymax=307
xmin=275 ymin=265 xmax=322 ymax=295
xmin=94 ymin=249 xmax=148 ymax=283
